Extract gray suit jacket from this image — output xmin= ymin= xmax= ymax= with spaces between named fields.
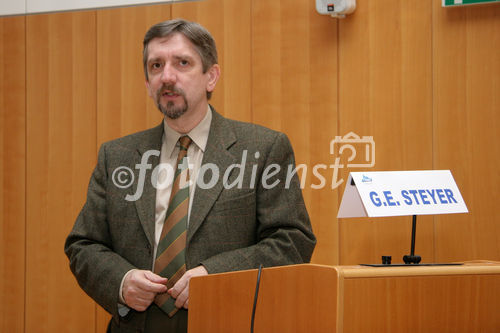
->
xmin=65 ymin=109 xmax=316 ymax=330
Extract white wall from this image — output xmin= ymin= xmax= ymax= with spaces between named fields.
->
xmin=1 ymin=0 xmax=193 ymax=16
xmin=0 ymin=1 xmax=26 ymax=16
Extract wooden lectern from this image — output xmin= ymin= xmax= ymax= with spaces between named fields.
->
xmin=188 ymin=261 xmax=500 ymax=333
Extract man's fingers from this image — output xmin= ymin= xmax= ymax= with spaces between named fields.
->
xmin=139 ymin=278 xmax=168 ymax=293
xmin=174 ymin=288 xmax=189 ymax=309
xmin=123 ymin=284 xmax=157 ymax=312
xmin=124 ymin=282 xmax=157 ymax=301
xmin=131 ymin=292 xmax=155 ymax=305
xmin=134 ymin=271 xmax=168 ymax=293
xmin=144 ymin=270 xmax=168 ymax=284
xmin=123 ymin=270 xmax=168 ymax=311
xmin=128 ymin=294 xmax=156 ymax=312
xmin=168 ymin=274 xmax=188 ymax=299
xmin=168 ymin=265 xmax=208 ymax=308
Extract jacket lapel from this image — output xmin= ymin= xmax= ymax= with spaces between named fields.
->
xmin=133 ymin=123 xmax=164 ymax=247
xmin=187 ymin=110 xmax=237 ymax=245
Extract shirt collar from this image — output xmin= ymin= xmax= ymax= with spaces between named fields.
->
xmin=162 ymin=105 xmax=212 ymax=158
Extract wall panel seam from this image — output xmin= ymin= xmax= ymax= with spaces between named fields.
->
xmin=336 ymin=17 xmax=340 ymax=265
xmin=94 ymin=10 xmax=99 ymax=333
xmin=23 ymin=13 xmax=27 ymax=333
xmin=250 ymin=0 xmax=253 ymax=123
xmin=431 ymin=0 xmax=437 ymax=263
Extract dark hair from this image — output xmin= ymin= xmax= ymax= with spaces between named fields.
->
xmin=143 ymin=19 xmax=218 ymax=99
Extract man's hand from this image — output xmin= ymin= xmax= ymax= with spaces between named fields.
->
xmin=168 ymin=265 xmax=208 ymax=309
xmin=122 ymin=269 xmax=168 ymax=312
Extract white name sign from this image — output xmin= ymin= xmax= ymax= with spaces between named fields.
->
xmin=338 ymin=170 xmax=468 ymax=218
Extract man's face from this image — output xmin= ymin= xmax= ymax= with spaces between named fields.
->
xmin=145 ymin=33 xmax=219 ymax=119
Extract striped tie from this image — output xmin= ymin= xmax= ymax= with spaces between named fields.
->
xmin=154 ymin=135 xmax=192 ymax=317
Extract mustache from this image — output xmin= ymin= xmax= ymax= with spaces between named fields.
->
xmin=157 ymin=84 xmax=184 ymax=96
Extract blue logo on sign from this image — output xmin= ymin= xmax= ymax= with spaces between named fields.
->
xmin=362 ymin=175 xmax=372 ymax=183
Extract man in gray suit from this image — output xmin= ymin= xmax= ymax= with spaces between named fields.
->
xmin=65 ymin=19 xmax=315 ymax=333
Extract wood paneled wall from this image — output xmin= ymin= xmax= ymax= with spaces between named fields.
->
xmin=337 ymin=0 xmax=436 ymax=265
xmin=1 ymin=0 xmax=498 ymax=331
xmin=432 ymin=1 xmax=500 ymax=262
xmin=1 ymin=16 xmax=26 ymax=333
xmin=25 ymin=11 xmax=97 ymax=332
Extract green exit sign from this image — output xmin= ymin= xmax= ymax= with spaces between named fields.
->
xmin=443 ymin=0 xmax=500 ymax=6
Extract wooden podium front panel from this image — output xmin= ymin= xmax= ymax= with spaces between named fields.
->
xmin=340 ymin=264 xmax=500 ymax=333
xmin=189 ymin=263 xmax=500 ymax=332
xmin=189 ymin=268 xmax=258 ymax=332
xmin=189 ymin=264 xmax=339 ymax=333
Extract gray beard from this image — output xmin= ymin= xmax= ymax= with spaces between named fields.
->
xmin=155 ymin=85 xmax=189 ymax=119
xmin=159 ymin=101 xmax=188 ymax=119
